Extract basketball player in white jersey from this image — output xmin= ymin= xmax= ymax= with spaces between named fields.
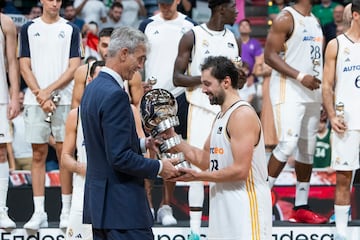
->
xmin=264 ymin=0 xmax=327 ymax=224
xmin=18 ymin=0 xmax=82 ymax=230
xmin=167 ymin=56 xmax=272 ymax=240
xmin=139 ymin=0 xmax=197 ymax=226
xmin=62 ymin=62 xmax=104 ymax=240
xmin=173 ymin=1 xmax=241 ymax=237
xmin=0 ymin=6 xmax=20 ymax=229
xmin=322 ymin=1 xmax=360 ymax=239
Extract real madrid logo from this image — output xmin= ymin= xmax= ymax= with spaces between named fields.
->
xmin=344 ymin=47 xmax=350 ymax=55
xmin=202 ymin=39 xmax=209 ymax=47
xmin=68 ymin=228 xmax=73 ymax=237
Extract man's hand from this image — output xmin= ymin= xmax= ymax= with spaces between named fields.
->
xmin=301 ymin=75 xmax=321 ymax=91
xmin=330 ymin=115 xmax=346 ymax=134
xmin=168 ymin=167 xmax=199 ymax=182
xmin=159 ymin=158 xmax=181 ymax=180
xmin=34 ymin=89 xmax=52 ymax=105
xmin=7 ymin=98 xmax=20 ymax=120
xmin=41 ymin=99 xmax=56 ymax=113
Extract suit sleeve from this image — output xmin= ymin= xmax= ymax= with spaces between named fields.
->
xmin=101 ymin=90 xmax=160 ymax=179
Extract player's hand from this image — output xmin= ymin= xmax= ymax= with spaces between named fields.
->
xmin=330 ymin=116 xmax=346 ymax=134
xmin=7 ymin=98 xmax=20 ymax=120
xmin=41 ymin=99 xmax=56 ymax=113
xmin=34 ymin=89 xmax=52 ymax=105
xmin=168 ymin=167 xmax=198 ymax=182
xmin=301 ymin=75 xmax=321 ymax=90
xmin=159 ymin=158 xmax=182 ymax=180
xmin=145 ymin=136 xmax=160 ymax=154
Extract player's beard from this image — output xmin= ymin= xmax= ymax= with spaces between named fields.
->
xmin=209 ymin=90 xmax=225 ymax=105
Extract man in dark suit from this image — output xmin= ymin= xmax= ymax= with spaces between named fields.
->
xmin=80 ymin=27 xmax=180 ymax=240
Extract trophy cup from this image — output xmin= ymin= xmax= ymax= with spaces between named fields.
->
xmin=44 ymin=92 xmax=61 ymax=123
xmin=312 ymin=58 xmax=321 ymax=77
xmin=140 ymin=88 xmax=190 ymax=169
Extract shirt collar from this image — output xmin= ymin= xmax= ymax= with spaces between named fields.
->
xmin=101 ymin=67 xmax=124 ymax=89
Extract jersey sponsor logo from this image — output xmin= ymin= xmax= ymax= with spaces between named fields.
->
xmin=343 ymin=65 xmax=360 ymax=72
xmin=302 ymin=36 xmax=322 ymax=43
xmin=217 ymin=127 xmax=222 ymax=134
xmin=209 ymin=147 xmax=224 ymax=154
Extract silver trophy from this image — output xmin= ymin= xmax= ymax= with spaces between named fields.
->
xmin=140 ymin=88 xmax=190 ymax=169
xmin=312 ymin=58 xmax=321 ymax=77
xmin=44 ymin=92 xmax=61 ymax=123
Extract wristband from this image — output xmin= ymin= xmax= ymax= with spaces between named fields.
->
xmin=296 ymin=72 xmax=306 ymax=82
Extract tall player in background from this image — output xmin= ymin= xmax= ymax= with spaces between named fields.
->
xmin=264 ymin=0 xmax=327 ymax=223
xmin=322 ymin=1 xmax=360 ymax=238
xmin=173 ymin=0 xmax=241 ymax=238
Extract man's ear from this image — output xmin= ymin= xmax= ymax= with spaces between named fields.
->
xmin=223 ymin=76 xmax=232 ymax=89
xmin=118 ymin=48 xmax=128 ymax=62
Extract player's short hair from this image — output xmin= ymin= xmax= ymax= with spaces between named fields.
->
xmin=90 ymin=60 xmax=105 ymax=78
xmin=352 ymin=0 xmax=360 ymax=13
xmin=208 ymin=0 xmax=232 ymax=10
xmin=99 ymin=27 xmax=114 ymax=38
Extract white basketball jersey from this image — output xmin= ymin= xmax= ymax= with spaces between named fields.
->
xmin=74 ymin=108 xmax=86 ymax=189
xmin=208 ymin=101 xmax=272 ymax=240
xmin=334 ymin=34 xmax=360 ymax=130
xmin=19 ymin=17 xmax=82 ymax=105
xmin=270 ymin=6 xmax=323 ymax=104
xmin=143 ymin=13 xmax=196 ymax=97
xmin=0 ymin=20 xmax=8 ymax=104
xmin=187 ymin=24 xmax=239 ymax=114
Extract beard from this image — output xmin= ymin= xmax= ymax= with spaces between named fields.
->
xmin=209 ymin=91 xmax=225 ymax=105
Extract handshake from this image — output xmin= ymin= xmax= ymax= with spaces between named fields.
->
xmin=140 ymin=88 xmax=191 ymax=179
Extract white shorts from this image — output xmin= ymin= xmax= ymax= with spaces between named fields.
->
xmin=331 ymin=130 xmax=360 ymax=171
xmin=272 ymin=102 xmax=320 ymax=161
xmin=66 ymin=187 xmax=92 ymax=240
xmin=187 ymin=104 xmax=216 ymax=171
xmin=0 ymin=104 xmax=12 ymax=143
xmin=24 ymin=105 xmax=70 ymax=143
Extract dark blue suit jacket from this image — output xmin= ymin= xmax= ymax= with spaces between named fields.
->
xmin=80 ymin=71 xmax=160 ymax=229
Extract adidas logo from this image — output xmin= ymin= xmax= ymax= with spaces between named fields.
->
xmin=345 ymin=58 xmax=350 ymax=62
xmin=204 ymin=50 xmax=210 ymax=54
xmin=34 ymin=32 xmax=40 ymax=37
xmin=153 ymin=30 xmax=159 ymax=34
xmin=75 ymin=233 xmax=82 ymax=238
xmin=299 ymin=187 xmax=306 ymax=191
xmin=0 ymin=133 xmax=4 ymax=137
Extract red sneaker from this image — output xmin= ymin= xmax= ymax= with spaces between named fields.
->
xmin=288 ymin=210 xmax=299 ymax=223
xmin=295 ymin=208 xmax=327 ymax=224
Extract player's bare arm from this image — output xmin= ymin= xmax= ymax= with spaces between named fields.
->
xmin=61 ymin=108 xmax=86 ymax=176
xmin=264 ymin=10 xmax=321 ymax=90
xmin=128 ymin=71 xmax=144 ymax=108
xmin=322 ymin=39 xmax=345 ymax=133
xmin=3 ymin=14 xmax=20 ymax=119
xmin=173 ymin=30 xmax=201 ymax=88
xmin=71 ymin=64 xmax=89 ymax=108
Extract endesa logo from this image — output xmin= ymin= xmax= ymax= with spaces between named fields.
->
xmin=272 ymin=231 xmax=333 ymax=240
xmin=302 ymin=36 xmax=323 ymax=43
xmin=209 ymin=147 xmax=224 ymax=154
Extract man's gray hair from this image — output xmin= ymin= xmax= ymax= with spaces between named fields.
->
xmin=108 ymin=27 xmax=149 ymax=57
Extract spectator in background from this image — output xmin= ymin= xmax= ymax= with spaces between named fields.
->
xmin=268 ymin=0 xmax=289 ymax=22
xmin=313 ymin=109 xmax=332 ymax=170
xmin=100 ymin=2 xmax=124 ymax=30
xmin=63 ymin=2 xmax=86 ymax=33
xmin=119 ymin=0 xmax=147 ymax=28
xmin=0 ymin=2 xmax=20 ymax=229
xmin=177 ymin=0 xmax=196 ymax=18
xmin=312 ymin=0 xmax=340 ymax=26
xmin=27 ymin=5 xmax=42 ymax=20
xmin=73 ymin=0 xmax=107 ymax=24
xmin=144 ymin=0 xmax=159 ymax=17
xmin=323 ymin=4 xmax=344 ymax=46
xmin=238 ymin=62 xmax=256 ymax=104
xmin=18 ymin=0 xmax=82 ymax=230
